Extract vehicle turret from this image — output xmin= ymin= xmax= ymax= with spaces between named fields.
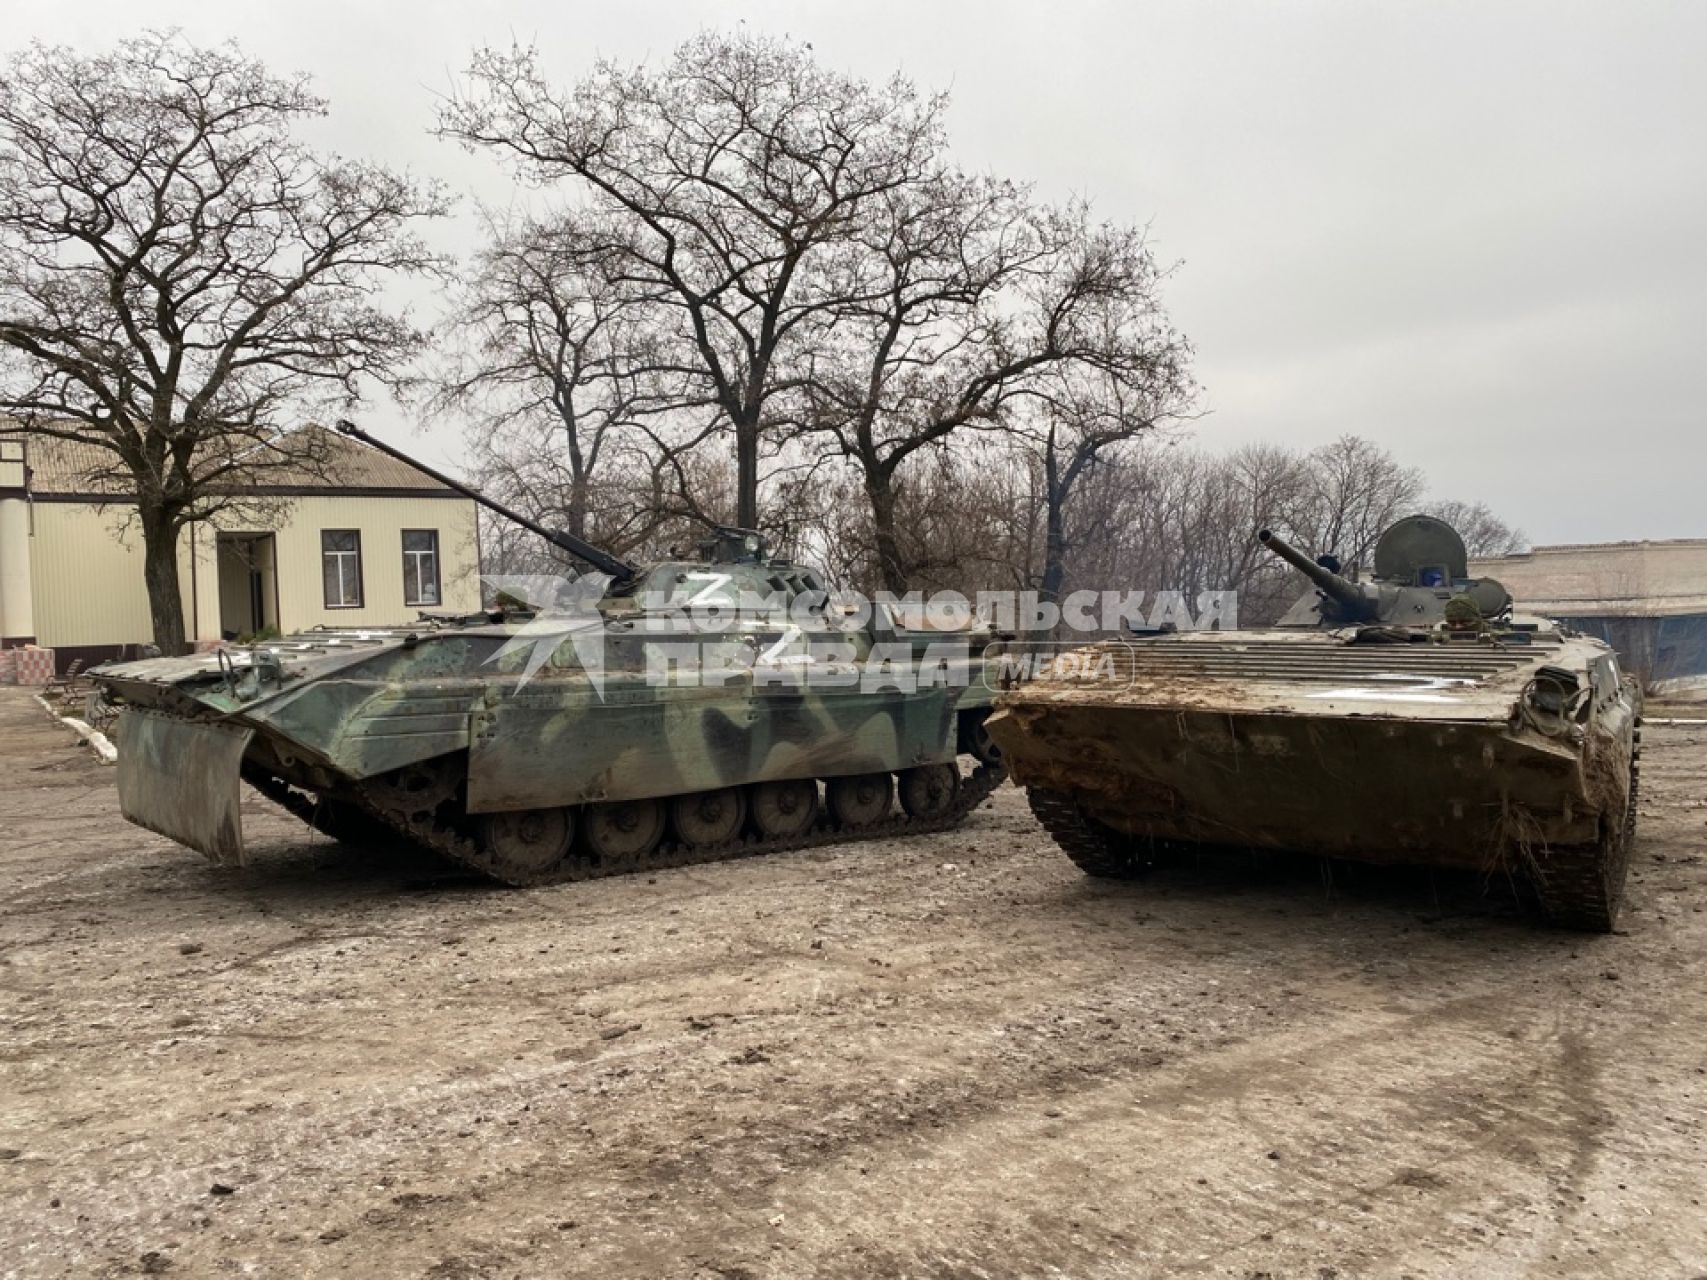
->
xmin=1262 ymin=514 xmax=1513 ymax=630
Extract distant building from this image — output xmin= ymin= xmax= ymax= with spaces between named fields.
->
xmin=0 ymin=426 xmax=482 ymax=674
xmin=1472 ymin=540 xmax=1707 ymax=694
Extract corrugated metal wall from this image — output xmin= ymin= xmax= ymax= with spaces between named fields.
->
xmin=28 ymin=504 xmax=159 ymax=648
xmin=1564 ymin=613 xmax=1707 ymax=691
xmin=28 ymin=495 xmax=481 ymax=649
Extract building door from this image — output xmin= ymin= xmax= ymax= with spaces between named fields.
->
xmin=216 ymin=533 xmax=278 ymax=640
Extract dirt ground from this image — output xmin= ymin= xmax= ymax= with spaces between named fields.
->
xmin=1 ymin=688 xmax=1704 ymax=1280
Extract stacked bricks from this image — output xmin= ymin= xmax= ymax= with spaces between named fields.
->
xmin=1 ymin=648 xmax=57 ymax=685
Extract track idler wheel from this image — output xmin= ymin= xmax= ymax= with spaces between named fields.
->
xmin=750 ymin=779 xmax=818 ymax=840
xmin=583 ymin=798 xmax=666 ymax=865
xmin=481 ymin=807 xmax=575 ymax=876
xmin=671 ymin=787 xmax=748 ymax=849
xmin=898 ymin=764 xmax=960 ymax=819
xmin=827 ymin=773 xmax=893 ymax=828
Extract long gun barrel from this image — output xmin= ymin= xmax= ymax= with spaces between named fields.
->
xmin=335 ymin=420 xmax=639 ymax=583
xmin=1257 ymin=528 xmax=1373 ymax=620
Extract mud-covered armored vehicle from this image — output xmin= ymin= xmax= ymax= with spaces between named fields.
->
xmin=92 ymin=424 xmax=1003 ymax=886
xmin=987 ymin=515 xmax=1642 ymax=931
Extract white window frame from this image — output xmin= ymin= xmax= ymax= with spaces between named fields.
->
xmin=321 ymin=529 xmax=364 ymax=609
xmin=402 ymin=529 xmax=441 ymax=607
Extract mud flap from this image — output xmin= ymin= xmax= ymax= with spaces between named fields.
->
xmin=116 ymin=710 xmax=254 ymax=865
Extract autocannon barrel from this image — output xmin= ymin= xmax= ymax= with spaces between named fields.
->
xmin=335 ymin=420 xmax=639 ymax=583
xmin=1257 ymin=528 xmax=1372 ymax=618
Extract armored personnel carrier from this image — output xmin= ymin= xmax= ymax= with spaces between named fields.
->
xmin=92 ymin=424 xmax=1003 ymax=886
xmin=986 ymin=515 xmax=1642 ymax=931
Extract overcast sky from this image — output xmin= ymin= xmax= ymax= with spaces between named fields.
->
xmin=7 ymin=1 xmax=1703 ymax=545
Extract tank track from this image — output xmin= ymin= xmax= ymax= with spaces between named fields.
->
xmin=1530 ymin=721 xmax=1643 ymax=933
xmin=1026 ymin=788 xmax=1164 ymax=879
xmin=243 ymin=769 xmax=402 ymax=854
xmin=246 ymin=763 xmax=1005 ymax=888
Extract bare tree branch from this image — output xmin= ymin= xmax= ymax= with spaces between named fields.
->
xmin=0 ymin=31 xmax=451 ymax=650
xmin=439 ymin=31 xmax=947 ymax=528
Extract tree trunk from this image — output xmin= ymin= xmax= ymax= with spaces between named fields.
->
xmin=139 ymin=507 xmax=189 ymax=655
xmin=863 ymin=469 xmax=910 ymax=597
xmin=1041 ymin=436 xmax=1068 ymax=612
xmin=567 ymin=472 xmax=590 ymax=542
xmin=735 ymin=420 xmax=760 ymax=530
xmin=564 ymin=418 xmax=589 ymax=542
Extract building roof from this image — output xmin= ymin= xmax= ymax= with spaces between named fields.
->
xmin=7 ymin=423 xmax=461 ymax=499
xmin=1472 ymin=539 xmax=1707 ymax=618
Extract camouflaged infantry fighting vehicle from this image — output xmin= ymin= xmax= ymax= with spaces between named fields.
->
xmin=91 ymin=423 xmax=1004 ymax=886
xmin=987 ymin=514 xmax=1643 ymax=931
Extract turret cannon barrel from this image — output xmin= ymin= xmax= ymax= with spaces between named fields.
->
xmin=334 ymin=419 xmax=640 ymax=583
xmin=1257 ymin=528 xmax=1374 ymax=620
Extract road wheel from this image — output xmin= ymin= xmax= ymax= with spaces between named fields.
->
xmin=750 ymin=779 xmax=818 ymax=840
xmin=898 ymin=764 xmax=960 ymax=819
xmin=583 ymin=798 xmax=666 ymax=865
xmin=671 ymin=787 xmax=747 ymax=849
xmin=481 ymin=807 xmax=575 ymax=876
xmin=826 ymin=773 xmax=893 ymax=829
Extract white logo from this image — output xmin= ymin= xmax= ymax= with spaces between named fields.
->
xmin=481 ymin=573 xmax=610 ymax=694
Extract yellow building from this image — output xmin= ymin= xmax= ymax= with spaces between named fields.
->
xmin=0 ymin=426 xmax=482 ymax=673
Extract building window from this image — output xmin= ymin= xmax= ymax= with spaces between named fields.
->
xmin=402 ymin=529 xmax=440 ymax=607
xmin=321 ymin=530 xmax=363 ymax=608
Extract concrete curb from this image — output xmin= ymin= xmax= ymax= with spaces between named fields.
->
xmin=33 ymin=693 xmax=118 ymax=764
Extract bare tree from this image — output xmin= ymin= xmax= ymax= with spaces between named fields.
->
xmin=439 ymin=31 xmax=945 ymax=530
xmin=1063 ymin=440 xmax=1311 ymax=624
xmin=0 ymin=33 xmax=448 ymax=652
xmin=472 ymin=446 xmax=734 ymax=580
xmin=1013 ymin=341 xmax=1195 ymax=607
xmin=665 ymin=423 xmax=1527 ymax=629
xmin=803 ymin=198 xmax=1194 ymax=594
xmin=427 ymin=210 xmax=690 ymax=552
xmin=795 ymin=171 xmax=1034 ymax=592
xmin=1284 ymin=434 xmax=1426 ymax=567
xmin=1043 ymin=438 xmax=1521 ymax=625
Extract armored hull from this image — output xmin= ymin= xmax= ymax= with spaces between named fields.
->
xmin=98 ymin=602 xmax=1002 ymax=885
xmin=92 ymin=423 xmax=1002 ymax=886
xmin=988 ymin=517 xmax=1643 ymax=931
